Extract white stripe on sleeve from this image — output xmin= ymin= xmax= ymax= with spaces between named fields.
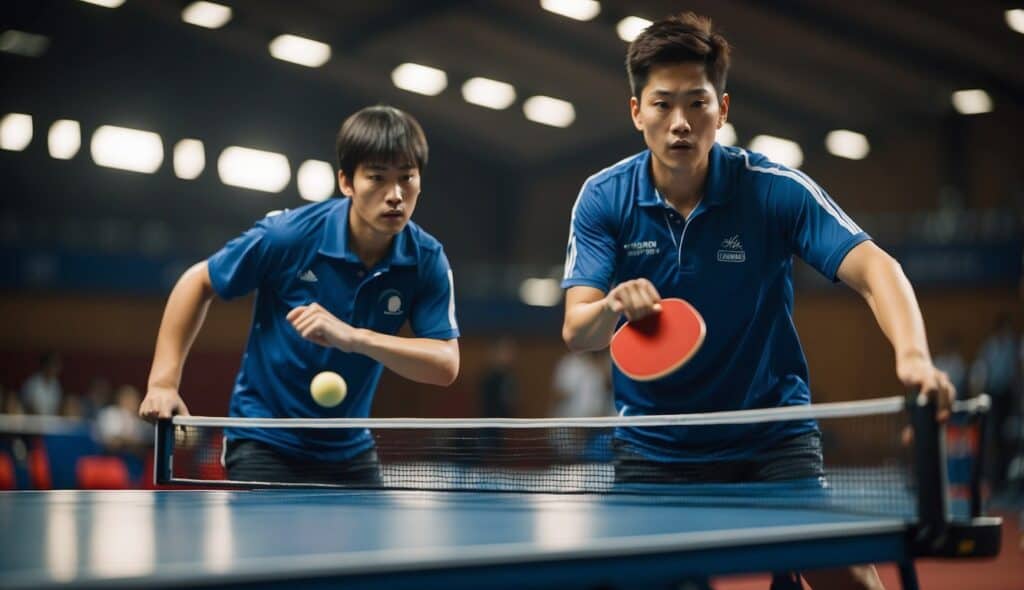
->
xmin=740 ymin=149 xmax=861 ymax=235
xmin=446 ymin=269 xmax=458 ymax=330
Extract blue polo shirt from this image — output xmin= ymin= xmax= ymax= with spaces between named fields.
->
xmin=562 ymin=144 xmax=870 ymax=461
xmin=208 ymin=198 xmax=459 ymax=461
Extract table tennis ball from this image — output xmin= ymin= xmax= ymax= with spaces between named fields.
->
xmin=310 ymin=371 xmax=347 ymax=408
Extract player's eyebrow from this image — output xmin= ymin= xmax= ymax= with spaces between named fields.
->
xmin=650 ymin=88 xmax=711 ymax=98
xmin=365 ymin=162 xmax=416 ymax=171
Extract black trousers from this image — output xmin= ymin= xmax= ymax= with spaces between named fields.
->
xmin=612 ymin=431 xmax=824 ymax=590
xmin=224 ymin=438 xmax=383 ymax=486
xmin=613 ymin=430 xmax=825 ymax=484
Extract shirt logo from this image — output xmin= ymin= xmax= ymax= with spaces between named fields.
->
xmin=379 ymin=289 xmax=404 ymax=315
xmin=298 ymin=269 xmax=319 ymax=282
xmin=717 ymin=234 xmax=746 ymax=263
xmin=623 ymin=240 xmax=660 ymax=257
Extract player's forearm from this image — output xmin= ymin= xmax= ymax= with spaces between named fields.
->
xmin=147 ymin=262 xmax=216 ymax=390
xmin=858 ymin=254 xmax=931 ymax=364
xmin=353 ymin=332 xmax=460 ymax=386
xmin=562 ymin=299 xmax=619 ymax=351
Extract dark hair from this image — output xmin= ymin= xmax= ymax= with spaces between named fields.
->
xmin=626 ymin=12 xmax=731 ymax=101
xmin=335 ymin=105 xmax=428 ymax=179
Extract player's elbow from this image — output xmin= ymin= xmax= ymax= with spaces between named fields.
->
xmin=437 ymin=361 xmax=459 ymax=386
xmin=562 ymin=323 xmax=591 ymax=353
xmin=562 ymin=323 xmax=577 ymax=350
xmin=440 ymin=372 xmax=458 ymax=387
xmin=432 ymin=342 xmax=460 ymax=386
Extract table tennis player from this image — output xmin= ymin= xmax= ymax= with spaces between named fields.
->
xmin=559 ymin=12 xmax=955 ymax=590
xmin=138 ymin=106 xmax=460 ymax=485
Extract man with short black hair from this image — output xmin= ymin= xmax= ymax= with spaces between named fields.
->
xmin=561 ymin=13 xmax=954 ymax=590
xmin=140 ymin=106 xmax=460 ymax=485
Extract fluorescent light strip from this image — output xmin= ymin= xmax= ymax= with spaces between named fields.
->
xmin=297 ymin=160 xmax=336 ymax=202
xmin=174 ymin=139 xmax=205 ymax=179
xmin=391 ymin=63 xmax=448 ymax=96
xmin=519 ymin=278 xmax=562 ymax=307
xmin=716 ymin=122 xmax=736 ymax=147
xmin=78 ymin=0 xmax=126 ymax=7
xmin=1006 ymin=9 xmax=1024 ymax=35
xmin=748 ymin=135 xmax=803 ymax=169
xmin=523 ymin=96 xmax=575 ymax=127
xmin=182 ymin=2 xmax=233 ymax=29
xmin=0 ymin=30 xmax=50 ymax=57
xmin=90 ymin=125 xmax=164 ymax=173
xmin=268 ymin=34 xmax=331 ymax=68
xmin=540 ymin=0 xmax=601 ymax=22
xmin=951 ymin=89 xmax=992 ymax=115
xmin=825 ymin=130 xmax=870 ymax=160
xmin=616 ymin=16 xmax=652 ymax=42
xmin=218 ymin=146 xmax=291 ymax=193
xmin=462 ymin=77 xmax=517 ymax=110
xmin=48 ymin=120 xmax=81 ymax=160
xmin=0 ymin=113 xmax=32 ymax=151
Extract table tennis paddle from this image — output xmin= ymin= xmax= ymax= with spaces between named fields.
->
xmin=609 ymin=298 xmax=706 ymax=381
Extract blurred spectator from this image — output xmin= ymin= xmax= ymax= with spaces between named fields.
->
xmin=97 ymin=385 xmax=150 ymax=452
xmin=1 ymin=386 xmax=24 ymax=415
xmin=59 ymin=394 xmax=83 ymax=419
xmin=551 ymin=350 xmax=613 ymax=417
xmin=925 ymin=185 xmax=964 ymax=243
xmin=476 ymin=338 xmax=518 ymax=457
xmin=999 ymin=243 xmax=1023 ymax=498
xmin=970 ymin=314 xmax=1020 ymax=490
xmin=20 ymin=351 xmax=63 ymax=415
xmin=933 ymin=334 xmax=968 ymax=398
xmin=1019 ymin=247 xmax=1023 ymax=302
xmin=81 ymin=377 xmax=113 ymax=421
xmin=1008 ymin=339 xmax=1024 ymax=499
xmin=479 ymin=338 xmax=518 ymax=418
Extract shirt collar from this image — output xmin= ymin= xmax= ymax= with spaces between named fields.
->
xmin=636 ymin=143 xmax=734 ymax=208
xmin=318 ymin=198 xmax=419 ymax=267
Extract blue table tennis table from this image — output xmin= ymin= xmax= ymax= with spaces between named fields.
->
xmin=0 ymin=486 xmax=945 ymax=590
xmin=1 ymin=398 xmax=1003 ymax=589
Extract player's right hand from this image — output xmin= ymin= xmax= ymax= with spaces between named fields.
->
xmin=286 ymin=302 xmax=367 ymax=354
xmin=605 ymin=278 xmax=663 ymax=321
xmin=139 ymin=386 xmax=190 ymax=423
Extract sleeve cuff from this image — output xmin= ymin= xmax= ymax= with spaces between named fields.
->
xmin=415 ymin=329 xmax=461 ymax=340
xmin=205 ymin=258 xmax=238 ymax=300
xmin=823 ymin=233 xmax=872 ymax=282
xmin=561 ymin=278 xmax=610 ymax=292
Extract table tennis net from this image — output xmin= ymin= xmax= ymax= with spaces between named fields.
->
xmin=158 ymin=396 xmax=985 ymax=517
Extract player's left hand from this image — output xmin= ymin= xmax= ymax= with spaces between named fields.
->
xmin=287 ymin=303 xmax=365 ymax=353
xmin=896 ymin=353 xmax=955 ymax=422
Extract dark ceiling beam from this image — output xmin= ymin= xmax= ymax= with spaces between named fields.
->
xmin=480 ymin=2 xmax=852 ymax=144
xmin=330 ymin=0 xmax=473 ymax=53
xmin=135 ymin=1 xmax=471 ymax=56
xmin=128 ymin=0 xmax=516 ymax=167
xmin=474 ymin=1 xmax=626 ymax=76
xmin=754 ymin=0 xmax=1024 ymax=103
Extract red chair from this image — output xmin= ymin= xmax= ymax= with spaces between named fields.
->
xmin=140 ymin=452 xmax=157 ymax=489
xmin=0 ymin=453 xmax=15 ymax=490
xmin=28 ymin=443 xmax=52 ymax=490
xmin=76 ymin=456 xmax=130 ymax=489
xmin=197 ymin=435 xmax=227 ymax=481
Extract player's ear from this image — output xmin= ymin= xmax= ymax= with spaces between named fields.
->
xmin=718 ymin=93 xmax=730 ymax=127
xmin=630 ymin=96 xmax=643 ymax=132
xmin=337 ymin=170 xmax=354 ymax=197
